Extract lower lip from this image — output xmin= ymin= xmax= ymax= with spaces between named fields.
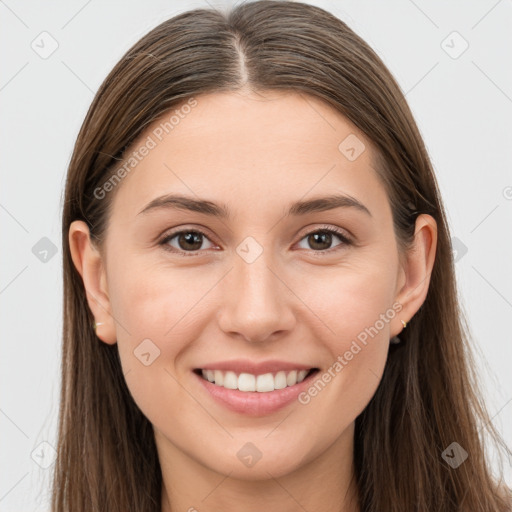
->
xmin=193 ymin=370 xmax=318 ymax=416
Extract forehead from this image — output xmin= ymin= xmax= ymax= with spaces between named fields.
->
xmin=108 ymin=90 xmax=387 ymax=220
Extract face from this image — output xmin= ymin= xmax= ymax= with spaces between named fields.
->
xmin=71 ymin=90 xmax=434 ymax=482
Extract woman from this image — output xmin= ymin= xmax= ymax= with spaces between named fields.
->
xmin=55 ymin=1 xmax=511 ymax=510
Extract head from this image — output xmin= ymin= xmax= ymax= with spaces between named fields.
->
xmin=55 ymin=1 xmax=511 ymax=511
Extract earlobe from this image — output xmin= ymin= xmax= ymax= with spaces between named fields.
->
xmin=392 ymin=214 xmax=437 ymax=338
xmin=68 ymin=220 xmax=117 ymax=345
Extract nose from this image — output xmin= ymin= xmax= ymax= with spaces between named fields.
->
xmin=216 ymin=249 xmax=296 ymax=343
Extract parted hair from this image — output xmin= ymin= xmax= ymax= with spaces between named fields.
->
xmin=55 ymin=1 xmax=512 ymax=510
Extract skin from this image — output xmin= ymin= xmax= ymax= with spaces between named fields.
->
xmin=69 ymin=90 xmax=437 ymax=512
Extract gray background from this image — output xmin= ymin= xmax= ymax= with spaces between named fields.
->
xmin=1 ymin=0 xmax=511 ymax=509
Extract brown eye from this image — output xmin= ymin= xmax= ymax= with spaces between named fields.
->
xmin=161 ymin=230 xmax=214 ymax=253
xmin=307 ymin=232 xmax=334 ymax=250
xmin=296 ymin=228 xmax=351 ymax=252
xmin=176 ymin=232 xmax=203 ymax=251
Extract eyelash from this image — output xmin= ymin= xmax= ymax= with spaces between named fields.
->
xmin=158 ymin=225 xmax=353 ymax=257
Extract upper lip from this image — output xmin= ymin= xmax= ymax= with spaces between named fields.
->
xmin=195 ymin=359 xmax=317 ymax=376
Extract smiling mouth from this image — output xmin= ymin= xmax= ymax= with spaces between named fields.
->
xmin=193 ymin=367 xmax=320 ymax=393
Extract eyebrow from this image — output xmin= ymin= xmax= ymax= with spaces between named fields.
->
xmin=137 ymin=193 xmax=372 ymax=218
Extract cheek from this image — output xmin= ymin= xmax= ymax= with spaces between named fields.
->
xmin=107 ymin=263 xmax=203 ymax=425
xmin=104 ymin=258 xmax=195 ymax=385
xmin=294 ymin=256 xmax=398 ymax=343
xmin=108 ymin=256 xmax=214 ymax=342
xmin=292 ymin=258 xmax=397 ymax=410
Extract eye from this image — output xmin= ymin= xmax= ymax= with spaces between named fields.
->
xmin=296 ymin=227 xmax=351 ymax=253
xmin=160 ymin=229 xmax=215 ymax=255
xmin=159 ymin=225 xmax=352 ymax=256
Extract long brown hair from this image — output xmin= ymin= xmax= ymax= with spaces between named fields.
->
xmin=55 ymin=1 xmax=512 ymax=510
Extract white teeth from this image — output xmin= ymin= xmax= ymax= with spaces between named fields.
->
xmin=286 ymin=370 xmax=297 ymax=386
xmin=200 ymin=368 xmax=314 ymax=392
xmin=223 ymin=371 xmax=238 ymax=389
xmin=256 ymin=373 xmax=274 ymax=392
xmin=274 ymin=371 xmax=287 ymax=389
xmin=239 ymin=373 xmax=256 ymax=392
xmin=297 ymin=370 xmax=308 ymax=382
xmin=214 ymin=369 xmax=224 ymax=386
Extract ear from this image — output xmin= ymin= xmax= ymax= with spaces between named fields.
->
xmin=391 ymin=213 xmax=437 ymax=338
xmin=68 ymin=220 xmax=117 ymax=345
